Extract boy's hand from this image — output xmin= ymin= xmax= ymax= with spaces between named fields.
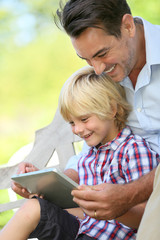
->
xmin=11 ymin=162 xmax=39 ymax=198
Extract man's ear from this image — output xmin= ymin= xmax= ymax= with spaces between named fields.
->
xmin=121 ymin=14 xmax=135 ymax=37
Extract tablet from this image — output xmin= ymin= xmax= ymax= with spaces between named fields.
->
xmin=11 ymin=168 xmax=79 ymax=209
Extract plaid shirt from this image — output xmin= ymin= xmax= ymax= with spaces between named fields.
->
xmin=77 ymin=126 xmax=159 ymax=240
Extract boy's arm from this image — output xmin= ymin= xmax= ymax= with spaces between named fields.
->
xmin=64 ymin=168 xmax=79 ymax=183
xmin=64 ymin=169 xmax=85 ymax=219
xmin=66 ymin=207 xmax=85 ymax=220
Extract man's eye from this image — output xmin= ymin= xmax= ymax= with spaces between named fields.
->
xmin=98 ymin=52 xmax=107 ymax=58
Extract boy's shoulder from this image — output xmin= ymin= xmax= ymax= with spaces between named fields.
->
xmin=120 ymin=126 xmax=150 ymax=149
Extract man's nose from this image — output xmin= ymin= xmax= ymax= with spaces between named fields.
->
xmin=91 ymin=60 xmax=106 ymax=75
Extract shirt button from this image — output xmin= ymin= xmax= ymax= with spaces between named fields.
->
xmin=137 ymin=108 xmax=142 ymax=112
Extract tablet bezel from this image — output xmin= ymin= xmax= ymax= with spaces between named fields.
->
xmin=11 ymin=168 xmax=79 ymax=209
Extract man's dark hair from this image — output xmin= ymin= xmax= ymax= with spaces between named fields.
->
xmin=55 ymin=0 xmax=131 ymax=38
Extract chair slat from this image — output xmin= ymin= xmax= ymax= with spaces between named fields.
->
xmin=0 ymin=109 xmax=81 ymax=213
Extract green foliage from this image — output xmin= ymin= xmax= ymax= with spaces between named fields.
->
xmin=129 ymin=0 xmax=160 ymax=24
xmin=0 ymin=190 xmax=14 ymax=230
xmin=0 ymin=0 xmax=160 ymax=230
xmin=0 ymin=31 xmax=85 ymax=165
xmin=0 ymin=210 xmax=14 ymax=230
xmin=0 ymin=30 xmax=85 ymax=228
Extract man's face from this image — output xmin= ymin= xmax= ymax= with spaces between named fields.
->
xmin=71 ymin=25 xmax=136 ymax=82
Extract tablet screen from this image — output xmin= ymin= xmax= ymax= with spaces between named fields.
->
xmin=12 ymin=168 xmax=79 ymax=209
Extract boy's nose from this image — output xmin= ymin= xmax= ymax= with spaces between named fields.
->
xmin=74 ymin=124 xmax=84 ymax=136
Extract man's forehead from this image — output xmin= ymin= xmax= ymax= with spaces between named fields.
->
xmin=71 ymin=28 xmax=112 ymax=60
xmin=76 ymin=47 xmax=110 ymax=61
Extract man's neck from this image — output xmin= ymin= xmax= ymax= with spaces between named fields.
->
xmin=129 ymin=20 xmax=146 ymax=88
xmin=129 ymin=69 xmax=142 ymax=88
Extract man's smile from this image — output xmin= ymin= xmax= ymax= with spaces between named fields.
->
xmin=105 ymin=64 xmax=116 ymax=73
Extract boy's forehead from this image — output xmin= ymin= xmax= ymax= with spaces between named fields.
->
xmin=69 ymin=113 xmax=90 ymax=120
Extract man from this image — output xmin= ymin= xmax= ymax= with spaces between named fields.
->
xmin=12 ymin=0 xmax=160 ymax=237
xmin=55 ymin=0 xmax=160 ymax=226
xmin=4 ymin=66 xmax=156 ymax=239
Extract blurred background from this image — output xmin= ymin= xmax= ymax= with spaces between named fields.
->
xmin=0 ymin=0 xmax=160 ymax=229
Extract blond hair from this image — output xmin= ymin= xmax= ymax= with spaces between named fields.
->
xmin=59 ymin=66 xmax=131 ymax=131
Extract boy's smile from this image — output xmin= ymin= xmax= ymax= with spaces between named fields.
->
xmin=69 ymin=114 xmax=119 ymax=147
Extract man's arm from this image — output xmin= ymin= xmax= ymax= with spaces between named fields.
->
xmin=71 ymin=168 xmax=156 ymax=220
xmin=116 ymin=202 xmax=146 ymax=229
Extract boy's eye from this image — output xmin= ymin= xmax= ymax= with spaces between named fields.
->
xmin=81 ymin=117 xmax=88 ymax=122
xmin=69 ymin=121 xmax=75 ymax=126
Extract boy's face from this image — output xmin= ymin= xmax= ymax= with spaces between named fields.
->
xmin=69 ymin=114 xmax=119 ymax=147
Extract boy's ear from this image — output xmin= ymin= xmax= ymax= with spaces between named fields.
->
xmin=111 ymin=101 xmax=117 ymax=118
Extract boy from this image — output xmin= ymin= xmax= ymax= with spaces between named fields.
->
xmin=0 ymin=66 xmax=159 ymax=240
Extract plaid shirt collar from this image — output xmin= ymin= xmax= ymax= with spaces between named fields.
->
xmin=92 ymin=125 xmax=132 ymax=153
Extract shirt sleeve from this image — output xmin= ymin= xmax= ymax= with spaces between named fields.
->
xmin=123 ymin=139 xmax=159 ymax=182
xmin=65 ymin=141 xmax=90 ymax=171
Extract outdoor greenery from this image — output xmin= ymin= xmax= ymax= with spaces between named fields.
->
xmin=0 ymin=0 xmax=160 ymax=230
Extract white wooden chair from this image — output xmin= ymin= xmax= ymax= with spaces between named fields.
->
xmin=0 ymin=109 xmax=81 ymax=213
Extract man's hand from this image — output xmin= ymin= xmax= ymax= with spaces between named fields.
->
xmin=71 ymin=183 xmax=133 ymax=220
xmin=72 ymin=169 xmax=155 ymax=221
xmin=11 ymin=162 xmax=39 ymax=198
